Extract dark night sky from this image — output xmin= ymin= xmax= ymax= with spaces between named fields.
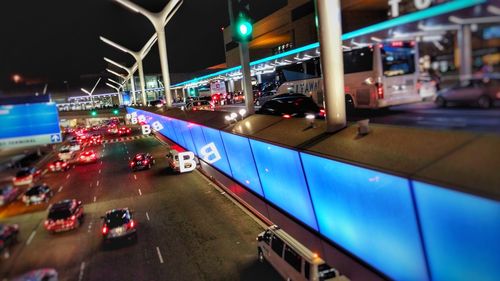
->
xmin=0 ymin=0 xmax=284 ymax=90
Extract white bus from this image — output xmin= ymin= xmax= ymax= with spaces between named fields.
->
xmin=257 ymin=225 xmax=350 ymax=281
xmin=277 ymin=41 xmax=421 ymax=109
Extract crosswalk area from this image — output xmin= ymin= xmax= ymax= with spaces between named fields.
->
xmin=103 ymin=135 xmax=153 ymax=144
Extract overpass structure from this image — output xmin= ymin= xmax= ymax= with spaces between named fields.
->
xmin=128 ymin=105 xmax=499 ymax=281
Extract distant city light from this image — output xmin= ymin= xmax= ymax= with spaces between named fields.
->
xmin=12 ymin=74 xmax=22 ymax=83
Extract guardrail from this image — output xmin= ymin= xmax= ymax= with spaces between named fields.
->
xmin=127 ymin=107 xmax=499 ymax=281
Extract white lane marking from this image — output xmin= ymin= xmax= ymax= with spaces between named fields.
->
xmin=66 ymin=174 xmax=70 ymax=179
xmin=96 ymin=180 xmax=100 ymax=187
xmin=138 ymin=189 xmax=142 ymax=196
xmin=58 ymin=186 xmax=63 ymax=192
xmin=89 ymin=183 xmax=93 ymax=188
xmin=88 ymin=221 xmax=93 ymax=233
xmin=93 ymin=196 xmax=97 ymax=203
xmin=78 ymin=261 xmax=85 ymax=281
xmin=156 ymin=247 xmax=164 ymax=264
xmin=133 ymin=174 xmax=137 ymax=180
xmin=26 ymin=230 xmax=36 ymax=245
xmin=99 ymin=169 xmax=101 ymax=174
xmin=3 ymin=249 xmax=10 ymax=259
xmin=100 ymin=161 xmax=103 ymax=165
xmin=146 ymin=212 xmax=150 ymax=221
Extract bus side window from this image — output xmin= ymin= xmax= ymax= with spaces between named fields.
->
xmin=271 ymin=235 xmax=285 ymax=256
xmin=283 ymin=245 xmax=302 ymax=272
xmin=304 ymin=261 xmax=311 ymax=280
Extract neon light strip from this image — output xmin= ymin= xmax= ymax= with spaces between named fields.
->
xmin=171 ymin=0 xmax=484 ymax=88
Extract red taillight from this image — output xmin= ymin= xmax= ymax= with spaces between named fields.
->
xmin=71 ymin=215 xmax=76 ymax=221
xmin=143 ymin=160 xmax=149 ymax=165
xmin=128 ymin=220 xmax=135 ymax=229
xmin=44 ymin=220 xmax=50 ymax=226
xmin=80 ymin=156 xmax=85 ymax=159
xmin=130 ymin=161 xmax=135 ymax=166
xmin=319 ymin=109 xmax=326 ymax=117
xmin=102 ymin=225 xmax=108 ymax=234
xmin=376 ymin=83 xmax=384 ymax=99
xmin=62 ymin=163 xmax=67 ymax=167
xmin=283 ymin=114 xmax=291 ymax=119
xmin=49 ymin=164 xmax=54 ymax=168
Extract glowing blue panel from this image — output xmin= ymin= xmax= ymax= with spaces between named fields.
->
xmin=300 ymin=153 xmax=428 ymax=281
xmin=414 ymin=181 xmax=500 ymax=281
xmin=188 ymin=124 xmax=206 ymax=157
xmin=220 ymin=132 xmax=263 ymax=196
xmin=181 ymin=122 xmax=197 ymax=153
xmin=200 ymin=127 xmax=232 ymax=177
xmin=165 ymin=118 xmax=179 ymax=143
xmin=172 ymin=119 xmax=187 ymax=148
xmin=159 ymin=116 xmax=173 ymax=140
xmin=250 ymin=140 xmax=317 ymax=230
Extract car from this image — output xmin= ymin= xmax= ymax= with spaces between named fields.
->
xmin=130 ymin=153 xmax=155 ymax=171
xmin=44 ymin=199 xmax=84 ymax=233
xmin=107 ymin=125 xmax=118 ymax=134
xmin=0 ymin=185 xmax=21 ymax=206
xmin=0 ymin=223 xmax=19 ymax=254
xmin=11 ymin=269 xmax=58 ymax=281
xmin=48 ymin=160 xmax=70 ymax=172
xmin=435 ymin=78 xmax=500 ymax=108
xmin=13 ymin=167 xmax=42 ymax=186
xmin=88 ymin=134 xmax=103 ymax=146
xmin=58 ymin=147 xmax=75 ymax=161
xmin=186 ymin=100 xmax=213 ymax=111
xmin=78 ymin=150 xmax=98 ymax=164
xmin=254 ymin=91 xmax=277 ymax=106
xmin=101 ymin=208 xmax=137 ymax=242
xmin=166 ymin=149 xmax=194 ymax=173
xmin=68 ymin=140 xmax=81 ymax=152
xmin=118 ymin=127 xmax=132 ymax=136
xmin=22 ymin=184 xmax=53 ymax=205
xmin=256 ymin=94 xmax=325 ymax=118
xmin=417 ymin=73 xmax=438 ymax=100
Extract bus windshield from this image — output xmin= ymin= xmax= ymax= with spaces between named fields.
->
xmin=381 ymin=45 xmax=415 ymax=77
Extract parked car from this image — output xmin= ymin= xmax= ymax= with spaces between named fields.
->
xmin=44 ymin=199 xmax=84 ymax=233
xmin=129 ymin=153 xmax=155 ymax=171
xmin=101 ymin=208 xmax=137 ymax=242
xmin=0 ymin=184 xmax=21 ymax=206
xmin=13 ymin=167 xmax=42 ymax=186
xmin=185 ymin=100 xmax=213 ymax=111
xmin=48 ymin=160 xmax=70 ymax=172
xmin=0 ymin=223 xmax=19 ymax=254
xmin=22 ymin=184 xmax=53 ymax=205
xmin=11 ymin=269 xmax=58 ymax=281
xmin=435 ymin=78 xmax=500 ymax=108
xmin=257 ymin=94 xmax=325 ymax=118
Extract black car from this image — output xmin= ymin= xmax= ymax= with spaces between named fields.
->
xmin=22 ymin=184 xmax=53 ymax=205
xmin=0 ymin=224 xmax=19 ymax=253
xmin=101 ymin=208 xmax=137 ymax=242
xmin=256 ymin=94 xmax=324 ymax=118
xmin=129 ymin=153 xmax=155 ymax=171
xmin=44 ymin=199 xmax=84 ymax=233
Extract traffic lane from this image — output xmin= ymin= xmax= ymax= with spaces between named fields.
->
xmin=87 ymin=137 xmax=281 ymax=281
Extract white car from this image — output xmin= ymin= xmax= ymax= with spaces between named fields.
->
xmin=69 ymin=140 xmax=81 ymax=152
xmin=58 ymin=147 xmax=75 ymax=161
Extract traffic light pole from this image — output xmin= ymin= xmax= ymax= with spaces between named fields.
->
xmin=239 ymin=41 xmax=254 ymax=115
xmin=317 ymin=0 xmax=346 ymax=132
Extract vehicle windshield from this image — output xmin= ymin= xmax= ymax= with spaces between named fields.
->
xmin=16 ymin=170 xmax=31 ymax=177
xmin=60 ymin=149 xmax=70 ymax=153
xmin=25 ymin=186 xmax=43 ymax=196
xmin=381 ymin=45 xmax=416 ymax=77
xmin=48 ymin=209 xmax=72 ymax=220
xmin=105 ymin=210 xmax=130 ymax=228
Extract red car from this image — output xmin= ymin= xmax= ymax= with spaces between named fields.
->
xmin=13 ymin=167 xmax=42 ymax=186
xmin=79 ymin=151 xmax=97 ymax=164
xmin=118 ymin=127 xmax=131 ymax=136
xmin=88 ymin=134 xmax=103 ymax=146
xmin=48 ymin=160 xmax=70 ymax=172
xmin=44 ymin=199 xmax=84 ymax=233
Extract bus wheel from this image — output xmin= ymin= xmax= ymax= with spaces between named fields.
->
xmin=435 ymin=96 xmax=447 ymax=108
xmin=345 ymin=95 xmax=355 ymax=112
xmin=258 ymin=249 xmax=264 ymax=263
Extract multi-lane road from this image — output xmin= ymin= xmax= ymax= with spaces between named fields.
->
xmin=0 ymin=131 xmax=281 ymax=281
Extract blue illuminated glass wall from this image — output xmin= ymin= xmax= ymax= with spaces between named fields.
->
xmin=126 ymin=107 xmax=500 ymax=281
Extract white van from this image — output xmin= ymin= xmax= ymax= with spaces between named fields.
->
xmin=257 ymin=225 xmax=349 ymax=281
xmin=165 ymin=149 xmax=194 ymax=173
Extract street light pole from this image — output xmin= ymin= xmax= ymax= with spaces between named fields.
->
xmin=106 ymin=83 xmax=123 ymax=105
xmin=100 ymin=35 xmax=157 ymax=106
xmin=81 ymin=77 xmax=102 ymax=109
xmin=113 ymin=0 xmax=184 ymax=108
xmin=104 ymin=57 xmax=138 ymax=104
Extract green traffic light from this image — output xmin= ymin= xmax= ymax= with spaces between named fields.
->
xmin=91 ymin=111 xmax=97 ymax=116
xmin=237 ymin=20 xmax=252 ymax=38
xmin=112 ymin=109 xmax=119 ymax=115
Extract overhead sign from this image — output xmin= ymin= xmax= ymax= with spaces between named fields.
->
xmin=0 ymin=103 xmax=61 ymax=149
xmin=210 ymin=81 xmax=227 ymax=95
